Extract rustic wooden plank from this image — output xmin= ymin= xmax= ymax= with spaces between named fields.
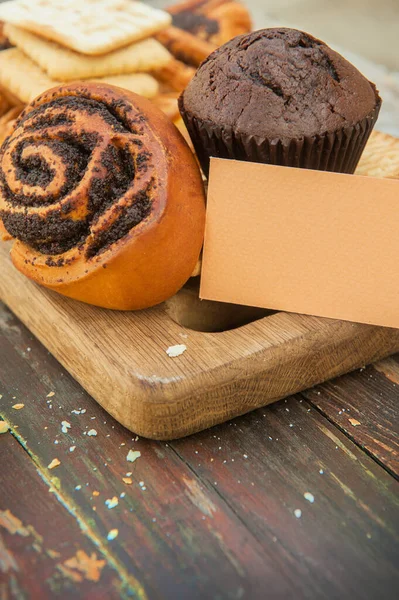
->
xmin=0 ymin=304 xmax=295 ymax=600
xmin=302 ymin=356 xmax=399 ymax=477
xmin=1 ymin=302 xmax=399 ymax=598
xmin=171 ymin=398 xmax=399 ymax=600
xmin=1 ymin=253 xmax=399 ymax=440
xmin=0 ymin=431 xmax=143 ymax=599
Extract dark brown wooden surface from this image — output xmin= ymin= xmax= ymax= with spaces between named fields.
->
xmin=302 ymin=358 xmax=399 ymax=478
xmin=1 ymin=302 xmax=398 ymax=599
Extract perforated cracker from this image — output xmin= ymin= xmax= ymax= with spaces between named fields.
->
xmin=0 ymin=48 xmax=159 ymax=103
xmin=5 ymin=24 xmax=172 ymax=81
xmin=0 ymin=0 xmax=172 ymax=55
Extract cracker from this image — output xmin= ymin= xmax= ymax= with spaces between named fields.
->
xmin=0 ymin=48 xmax=159 ymax=104
xmin=5 ymin=24 xmax=172 ymax=81
xmin=0 ymin=48 xmax=56 ymax=103
xmin=95 ymin=74 xmax=159 ymax=98
xmin=0 ymin=0 xmax=172 ymax=55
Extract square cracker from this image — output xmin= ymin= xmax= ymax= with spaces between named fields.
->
xmin=5 ymin=24 xmax=172 ymax=81
xmin=0 ymin=48 xmax=159 ymax=104
xmin=0 ymin=0 xmax=172 ymax=55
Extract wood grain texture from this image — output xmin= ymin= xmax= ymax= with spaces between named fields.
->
xmin=302 ymin=354 xmax=399 ymax=478
xmin=171 ymin=399 xmax=399 ymax=600
xmin=1 ymin=131 xmax=399 ymax=439
xmin=0 ymin=306 xmax=300 ymax=600
xmin=1 ymin=303 xmax=398 ymax=599
xmin=0 ymin=433 xmax=142 ymax=599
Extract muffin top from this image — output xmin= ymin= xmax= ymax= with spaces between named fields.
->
xmin=179 ymin=28 xmax=379 ymax=141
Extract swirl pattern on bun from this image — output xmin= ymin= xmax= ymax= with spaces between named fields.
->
xmin=0 ymin=83 xmax=206 ymax=310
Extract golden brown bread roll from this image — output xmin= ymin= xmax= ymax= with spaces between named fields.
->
xmin=168 ymin=0 xmax=252 ymax=46
xmin=0 ymin=83 xmax=206 ymax=310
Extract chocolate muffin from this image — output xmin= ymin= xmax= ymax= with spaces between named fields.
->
xmin=179 ymin=28 xmax=381 ymax=176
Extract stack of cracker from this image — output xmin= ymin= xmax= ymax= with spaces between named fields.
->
xmin=0 ymin=0 xmax=174 ymax=106
xmin=0 ymin=0 xmax=252 ymax=145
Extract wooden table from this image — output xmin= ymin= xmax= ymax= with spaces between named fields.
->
xmin=0 ymin=301 xmax=398 ymax=599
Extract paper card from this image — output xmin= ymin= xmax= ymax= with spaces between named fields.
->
xmin=200 ymin=158 xmax=399 ymax=329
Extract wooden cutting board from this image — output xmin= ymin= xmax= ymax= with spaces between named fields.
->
xmin=1 ymin=130 xmax=399 ymax=440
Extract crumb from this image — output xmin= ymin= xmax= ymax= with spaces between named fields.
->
xmin=107 ymin=529 xmax=118 ymax=541
xmin=93 ymin=491 xmax=100 ymax=496
xmin=69 ymin=446 xmax=76 ymax=452
xmin=126 ymin=472 xmax=132 ymax=477
xmin=319 ymin=469 xmax=324 ymax=475
xmin=349 ymin=418 xmax=361 ymax=426
xmin=48 ymin=458 xmax=61 ymax=470
xmin=294 ymin=509 xmax=302 ymax=518
xmin=304 ymin=492 xmax=315 ymax=503
xmin=87 ymin=429 xmax=97 ymax=437
xmin=0 ymin=421 xmax=9 ymax=434
xmin=12 ymin=403 xmax=24 ymax=410
xmin=120 ymin=492 xmax=126 ymax=498
xmin=105 ymin=497 xmax=119 ymax=509
xmin=47 ymin=392 xmax=55 ymax=397
xmin=166 ymin=344 xmax=187 ymax=358
xmin=127 ymin=450 xmax=141 ymax=463
xmin=61 ymin=421 xmax=71 ymax=434
xmin=75 ymin=485 xmax=82 ymax=491
xmin=123 ymin=477 xmax=132 ymax=485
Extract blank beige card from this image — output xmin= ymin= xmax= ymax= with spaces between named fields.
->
xmin=200 ymin=158 xmax=399 ymax=329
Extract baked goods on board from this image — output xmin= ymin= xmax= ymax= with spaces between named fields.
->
xmin=0 ymin=1 xmax=381 ymax=311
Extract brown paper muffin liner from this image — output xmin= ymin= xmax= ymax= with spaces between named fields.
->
xmin=179 ymin=100 xmax=381 ymax=177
